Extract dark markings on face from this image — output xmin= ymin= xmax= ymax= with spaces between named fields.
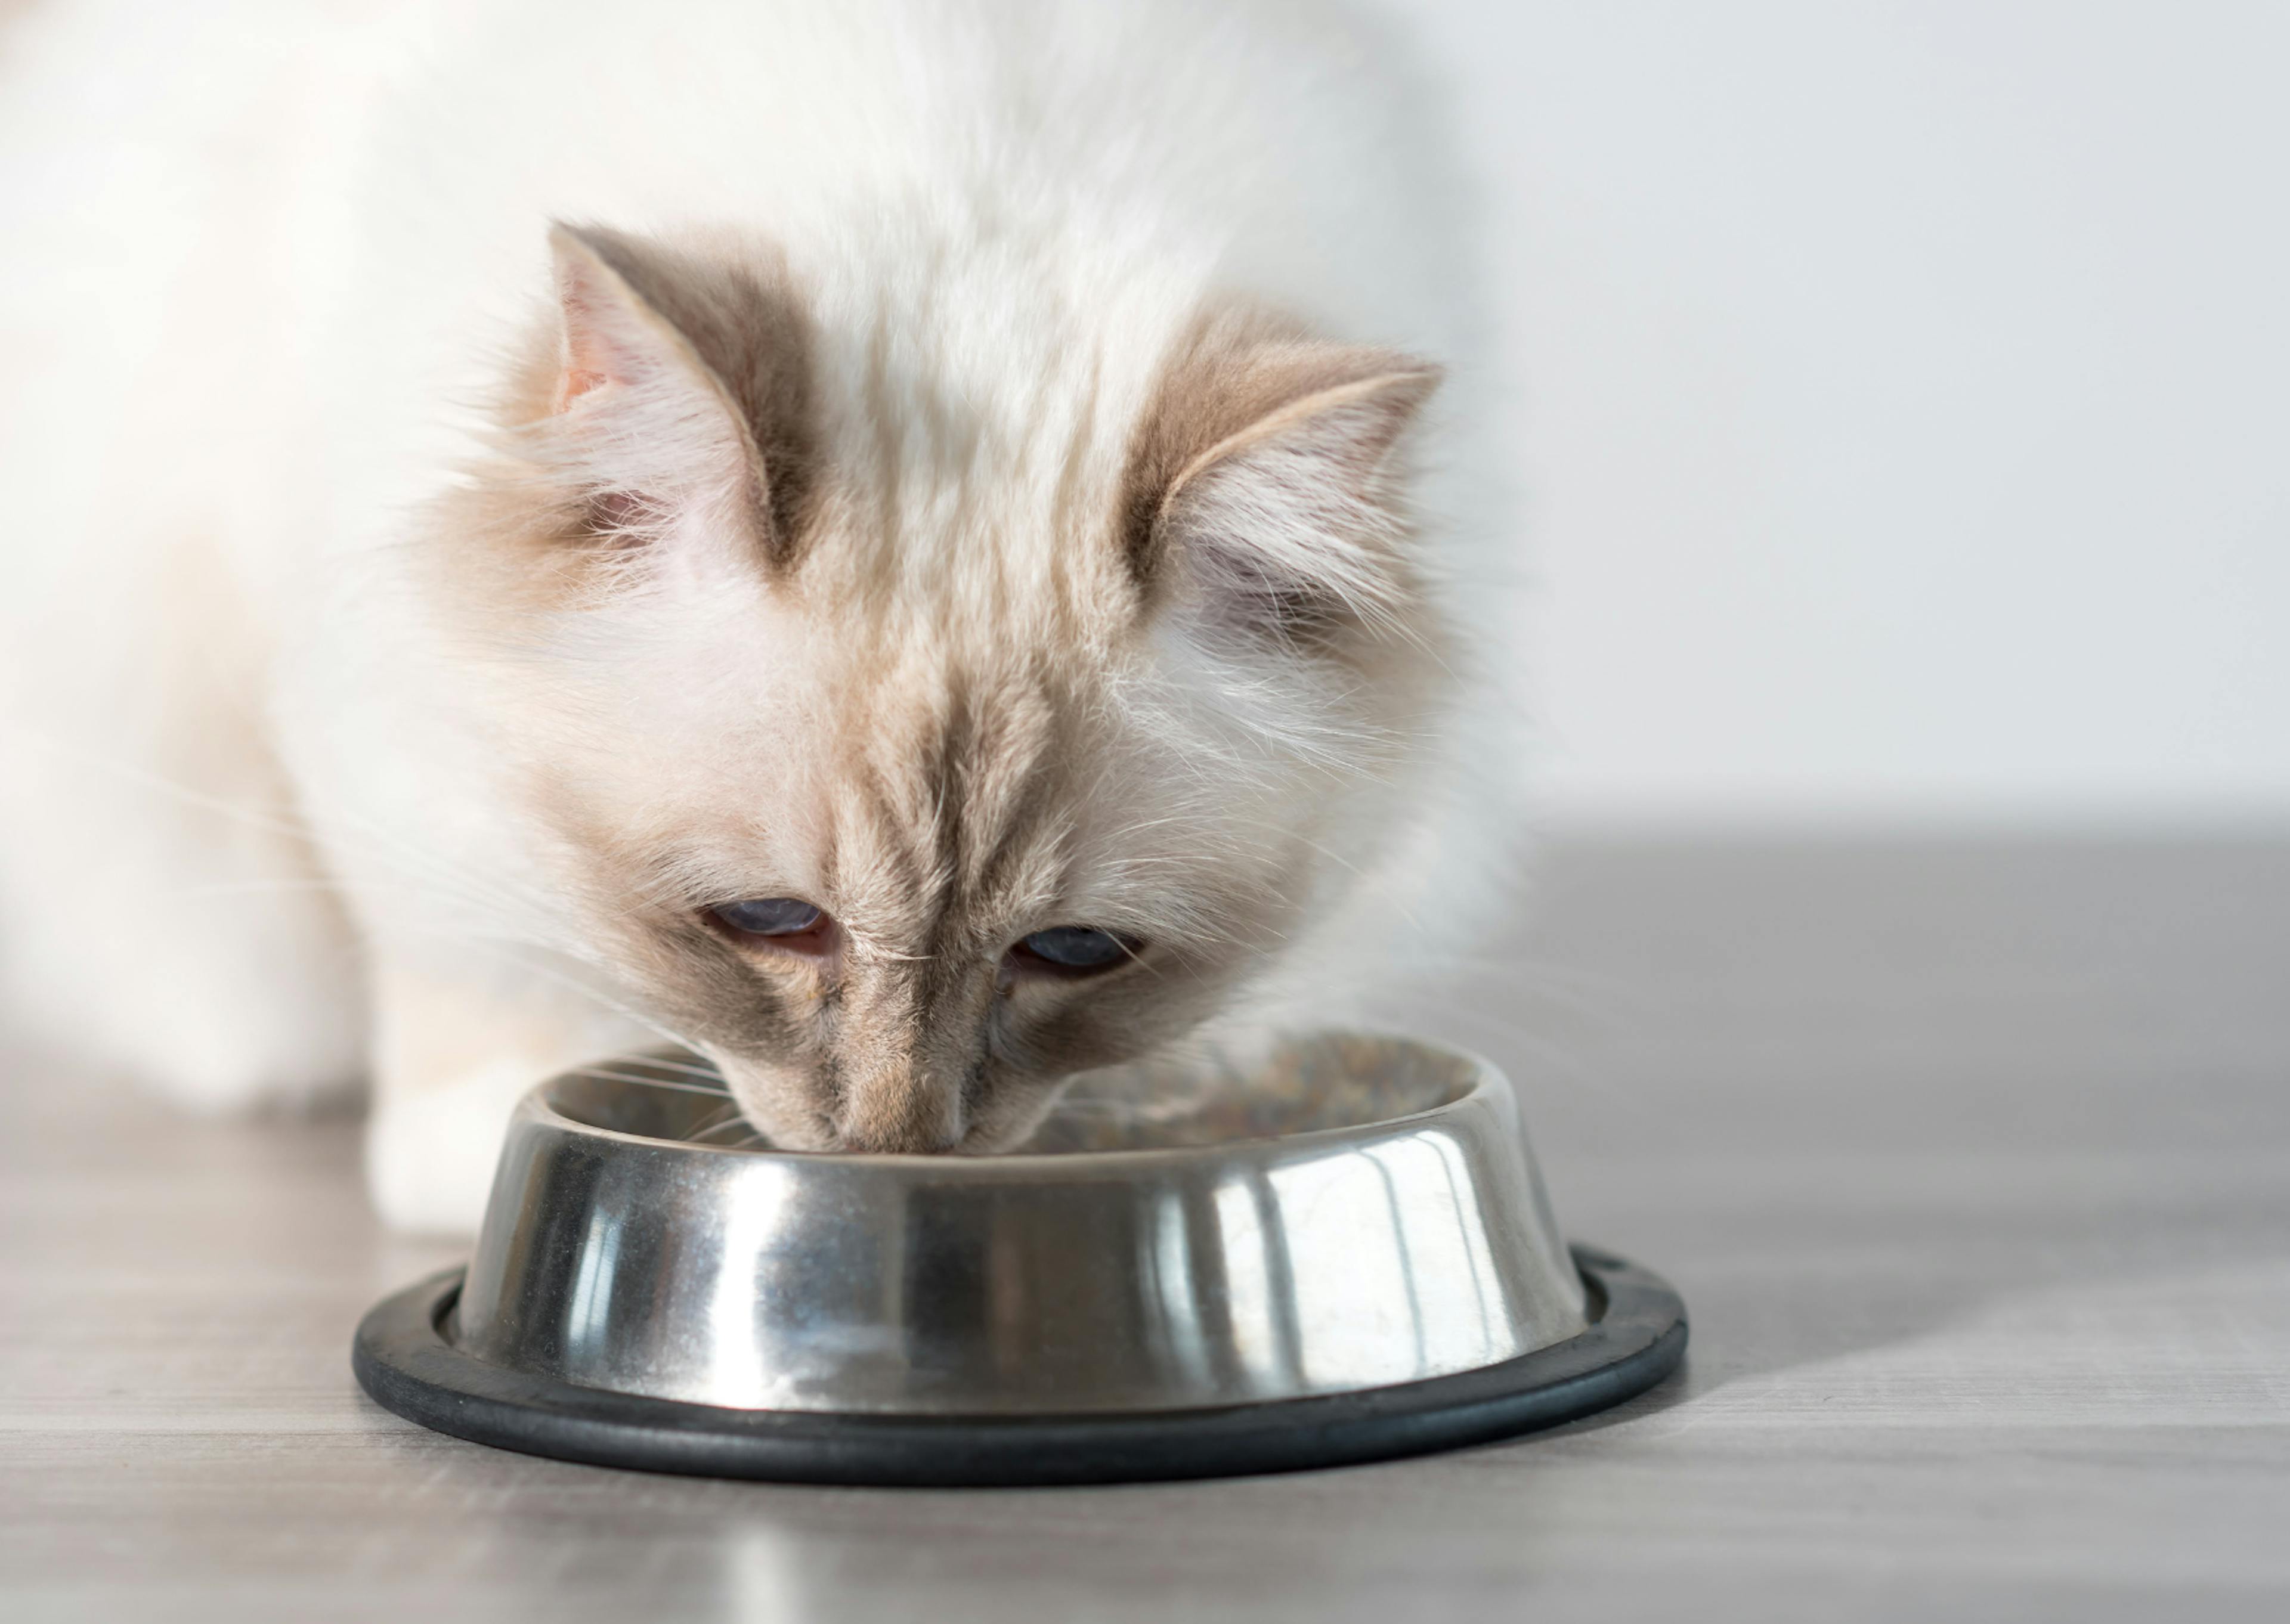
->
xmin=471 ymin=249 xmax=1446 ymax=1154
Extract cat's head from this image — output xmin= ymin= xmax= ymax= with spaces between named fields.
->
xmin=429 ymin=223 xmax=1451 ymax=1152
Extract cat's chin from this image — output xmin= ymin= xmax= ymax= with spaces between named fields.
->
xmin=704 ymin=1062 xmax=1072 ymax=1158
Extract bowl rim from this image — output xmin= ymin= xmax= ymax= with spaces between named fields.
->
xmin=355 ymin=1244 xmax=1685 ymax=1485
xmin=530 ymin=1030 xmax=1511 ymax=1173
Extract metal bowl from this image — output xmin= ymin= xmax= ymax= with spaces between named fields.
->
xmin=355 ymin=1032 xmax=1686 ymax=1483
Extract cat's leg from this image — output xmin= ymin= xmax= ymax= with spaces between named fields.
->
xmin=362 ymin=948 xmax=649 ymax=1234
xmin=0 ymin=664 xmax=366 ymax=1113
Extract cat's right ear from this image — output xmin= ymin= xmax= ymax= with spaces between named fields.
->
xmin=539 ymin=224 xmax=809 ymax=566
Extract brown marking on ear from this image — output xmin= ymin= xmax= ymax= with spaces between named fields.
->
xmin=547 ymin=223 xmax=821 ymax=569
xmin=1119 ymin=306 xmax=1441 ymax=597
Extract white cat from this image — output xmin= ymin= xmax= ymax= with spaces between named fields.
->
xmin=0 ymin=0 xmax=1526 ymax=1233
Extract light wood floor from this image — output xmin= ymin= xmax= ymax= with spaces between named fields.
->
xmin=4 ymin=836 xmax=2286 ymax=1622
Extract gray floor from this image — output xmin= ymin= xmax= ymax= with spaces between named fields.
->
xmin=4 ymin=836 xmax=2286 ymax=1622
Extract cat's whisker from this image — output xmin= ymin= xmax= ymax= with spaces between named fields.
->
xmin=569 ymin=1066 xmax=732 ymax=1098
xmin=620 ymin=1053 xmax=731 ymax=1081
xmin=442 ymin=937 xmax=698 ymax=1053
xmin=5 ymin=726 xmax=323 ymax=845
xmin=685 ymin=1109 xmax=760 ymax=1141
xmin=677 ymin=1101 xmax=745 ymax=1136
xmin=10 ymin=734 xmax=553 ymax=943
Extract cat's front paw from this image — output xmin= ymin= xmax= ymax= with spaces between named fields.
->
xmin=363 ymin=1061 xmax=539 ymax=1235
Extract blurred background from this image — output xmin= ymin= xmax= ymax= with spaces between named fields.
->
xmin=1400 ymin=0 xmax=2289 ymax=829
xmin=5 ymin=5 xmax=2285 ymax=1617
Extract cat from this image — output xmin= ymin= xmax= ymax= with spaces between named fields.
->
xmin=0 ymin=0 xmax=1527 ymax=1234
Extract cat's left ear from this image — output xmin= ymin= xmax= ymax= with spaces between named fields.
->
xmin=1124 ymin=319 xmax=1442 ymax=653
xmin=541 ymin=223 xmax=812 ymax=565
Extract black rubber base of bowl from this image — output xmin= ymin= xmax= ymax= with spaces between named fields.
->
xmin=352 ymin=1243 xmax=1685 ymax=1487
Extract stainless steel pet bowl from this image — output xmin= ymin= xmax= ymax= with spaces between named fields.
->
xmin=354 ymin=1032 xmax=1685 ymax=1484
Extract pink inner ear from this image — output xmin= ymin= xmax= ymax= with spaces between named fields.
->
xmin=553 ymin=281 xmax=623 ymax=411
xmin=552 ymin=244 xmax=643 ymax=413
xmin=554 ymin=364 xmax=611 ymax=413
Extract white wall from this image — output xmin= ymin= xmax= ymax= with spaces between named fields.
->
xmin=1398 ymin=1 xmax=2290 ymax=823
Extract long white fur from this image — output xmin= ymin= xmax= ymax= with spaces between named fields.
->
xmin=0 ymin=0 xmax=1530 ymax=1231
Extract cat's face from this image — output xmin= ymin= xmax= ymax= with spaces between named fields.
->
xmin=434 ymin=225 xmax=1446 ymax=1152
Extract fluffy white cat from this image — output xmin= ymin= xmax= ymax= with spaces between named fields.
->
xmin=0 ymin=0 xmax=1525 ymax=1232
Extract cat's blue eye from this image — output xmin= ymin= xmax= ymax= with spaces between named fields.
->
xmin=1016 ymin=926 xmax=1135 ymax=971
xmin=710 ymin=897 xmax=825 ymax=938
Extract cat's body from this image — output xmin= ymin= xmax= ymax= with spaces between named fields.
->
xmin=0 ymin=0 xmax=1524 ymax=1232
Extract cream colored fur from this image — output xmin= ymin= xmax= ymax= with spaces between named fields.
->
xmin=0 ymin=0 xmax=1528 ymax=1233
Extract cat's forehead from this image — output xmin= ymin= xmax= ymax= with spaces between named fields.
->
xmin=794 ymin=314 xmax=1165 ymax=624
xmin=824 ymin=638 xmax=1082 ymax=896
xmin=608 ymin=590 xmax=1101 ymax=809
